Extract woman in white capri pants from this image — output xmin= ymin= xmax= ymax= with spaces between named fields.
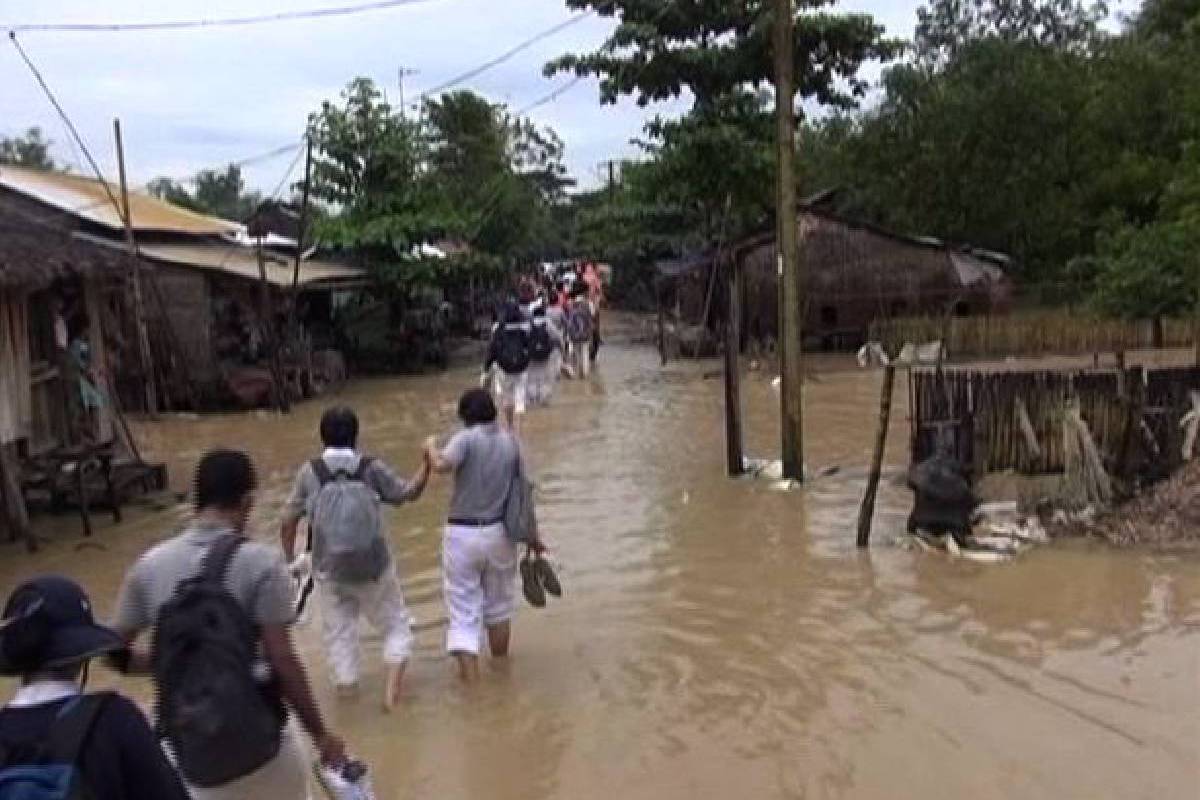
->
xmin=425 ymin=388 xmax=523 ymax=682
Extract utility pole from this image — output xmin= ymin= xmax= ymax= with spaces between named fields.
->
xmin=774 ymin=0 xmax=804 ymax=480
xmin=113 ymin=119 xmax=158 ymax=415
xmin=398 ymin=67 xmax=419 ymax=118
xmin=607 ymin=159 xmax=616 ymax=204
xmin=289 ymin=133 xmax=314 ymax=328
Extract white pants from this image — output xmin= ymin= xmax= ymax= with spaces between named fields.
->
xmin=319 ymin=568 xmax=413 ymax=688
xmin=492 ymin=370 xmax=528 ymax=415
xmin=571 ymin=341 xmax=591 ymax=378
xmin=172 ymin=719 xmax=310 ymax=800
xmin=527 ymin=360 xmax=554 ymax=405
xmin=442 ymin=524 xmax=518 ymax=655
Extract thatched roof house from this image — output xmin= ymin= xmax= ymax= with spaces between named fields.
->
xmin=658 ymin=206 xmax=1014 ymax=351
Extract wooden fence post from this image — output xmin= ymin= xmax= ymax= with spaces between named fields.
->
xmin=724 ymin=259 xmax=744 ymax=477
xmin=857 ymin=364 xmax=896 ymax=547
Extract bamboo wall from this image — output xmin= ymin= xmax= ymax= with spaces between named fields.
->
xmin=873 ymin=311 xmax=1193 ymax=357
xmin=911 ymin=366 xmax=1200 ymax=474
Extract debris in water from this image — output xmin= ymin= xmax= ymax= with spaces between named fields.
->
xmin=1048 ymin=460 xmax=1200 ymax=548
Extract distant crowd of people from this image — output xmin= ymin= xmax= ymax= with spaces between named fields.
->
xmin=0 ymin=264 xmax=591 ymax=797
xmin=483 ymin=262 xmax=605 ymax=432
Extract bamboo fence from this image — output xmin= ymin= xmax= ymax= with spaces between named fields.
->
xmin=911 ymin=366 xmax=1200 ymax=474
xmin=872 ymin=311 xmax=1193 ymax=358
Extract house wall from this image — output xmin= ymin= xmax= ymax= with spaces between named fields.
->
xmin=0 ymin=291 xmax=31 ymax=445
xmin=150 ymin=264 xmax=215 ymax=385
xmin=736 ymin=214 xmax=1006 ymax=348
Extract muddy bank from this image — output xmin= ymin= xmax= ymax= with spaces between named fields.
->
xmin=1049 ymin=460 xmax=1200 ymax=549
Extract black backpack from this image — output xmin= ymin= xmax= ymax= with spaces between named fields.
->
xmin=529 ymin=323 xmax=554 ymax=362
xmin=0 ymin=694 xmax=110 ymax=800
xmin=496 ymin=323 xmax=531 ymax=374
xmin=152 ymin=536 xmax=284 ymax=788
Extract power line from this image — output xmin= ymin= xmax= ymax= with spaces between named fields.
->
xmin=420 ymin=11 xmax=593 ymax=100
xmin=515 ymin=75 xmax=585 ymax=115
xmin=6 ymin=0 xmax=446 ymax=34
xmin=8 ymin=32 xmax=125 ymax=220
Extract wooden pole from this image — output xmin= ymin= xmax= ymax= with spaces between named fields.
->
xmin=0 ymin=443 xmax=35 ymax=552
xmin=857 ymin=364 xmax=896 ymax=547
xmin=657 ymin=276 xmax=667 ymax=366
xmin=775 ymin=0 xmax=803 ymax=481
xmin=289 ymin=134 xmax=314 ymax=328
xmin=724 ymin=258 xmax=744 ymax=476
xmin=255 ymin=236 xmax=290 ymax=413
xmin=113 ymin=119 xmax=158 ymax=415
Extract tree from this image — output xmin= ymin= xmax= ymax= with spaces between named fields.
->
xmin=147 ymin=165 xmax=262 ymax=221
xmin=546 ymin=1 xmax=895 ymax=109
xmin=914 ymin=0 xmax=1108 ymax=65
xmin=422 ymin=89 xmax=572 ymax=261
xmin=0 ymin=127 xmax=58 ymax=170
xmin=308 ymin=78 xmax=440 ymax=289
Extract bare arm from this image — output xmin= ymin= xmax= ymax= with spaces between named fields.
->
xmin=260 ymin=624 xmax=345 ymax=766
xmin=374 ymin=457 xmax=430 ymax=504
xmin=425 ymin=438 xmax=455 ymax=474
xmin=280 ymin=517 xmax=302 ymax=563
xmin=405 ymin=454 xmax=431 ymax=500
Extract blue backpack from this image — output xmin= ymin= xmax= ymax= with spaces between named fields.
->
xmin=0 ymin=694 xmax=109 ymax=800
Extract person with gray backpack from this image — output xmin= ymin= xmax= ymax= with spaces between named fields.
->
xmin=280 ymin=406 xmax=429 ymax=711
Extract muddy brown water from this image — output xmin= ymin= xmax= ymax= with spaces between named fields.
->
xmin=2 ymin=329 xmax=1198 ymax=799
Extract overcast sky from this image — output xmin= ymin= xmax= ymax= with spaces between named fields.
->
xmin=1 ymin=0 xmax=1135 ymax=195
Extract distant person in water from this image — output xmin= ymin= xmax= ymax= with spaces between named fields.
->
xmin=581 ymin=262 xmax=605 ymax=363
xmin=280 ymin=406 xmax=430 ymax=710
xmin=483 ymin=301 xmax=531 ymax=432
xmin=526 ymin=305 xmax=563 ymax=406
xmin=565 ymin=284 xmax=595 ymax=379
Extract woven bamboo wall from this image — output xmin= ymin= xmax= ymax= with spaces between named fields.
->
xmin=911 ymin=367 xmax=1200 ymax=474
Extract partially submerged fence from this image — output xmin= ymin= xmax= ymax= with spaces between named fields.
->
xmin=873 ymin=311 xmax=1193 ymax=358
xmin=911 ymin=366 xmax=1200 ymax=477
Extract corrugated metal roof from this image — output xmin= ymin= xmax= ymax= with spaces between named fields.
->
xmin=949 ymin=252 xmax=1007 ymax=286
xmin=0 ymin=165 xmax=239 ymax=235
xmin=140 ymin=244 xmax=364 ymax=287
xmin=75 ymin=234 xmax=364 ymax=287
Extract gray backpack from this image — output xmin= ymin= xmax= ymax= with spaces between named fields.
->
xmin=309 ymin=458 xmax=389 ymax=583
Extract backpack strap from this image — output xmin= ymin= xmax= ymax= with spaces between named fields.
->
xmin=351 ymin=456 xmax=374 ymax=482
xmin=311 ymin=458 xmax=335 ymax=486
xmin=44 ymin=693 xmax=111 ymax=765
xmin=200 ymin=535 xmax=244 ymax=586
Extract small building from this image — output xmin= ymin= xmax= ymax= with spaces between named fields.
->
xmin=657 ymin=206 xmax=1014 ymax=352
xmin=0 ymin=197 xmax=136 ymax=546
xmin=0 ymin=165 xmax=364 ymax=408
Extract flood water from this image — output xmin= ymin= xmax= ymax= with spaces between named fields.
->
xmin=2 ymin=322 xmax=1198 ymax=799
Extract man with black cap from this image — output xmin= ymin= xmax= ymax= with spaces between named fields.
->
xmin=0 ymin=575 xmax=189 ymax=799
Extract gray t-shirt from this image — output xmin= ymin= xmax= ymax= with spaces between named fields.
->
xmin=441 ymin=423 xmax=520 ymax=521
xmin=112 ymin=522 xmax=294 ymax=636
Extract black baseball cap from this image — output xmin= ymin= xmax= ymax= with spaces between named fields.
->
xmin=0 ymin=575 xmax=125 ymax=675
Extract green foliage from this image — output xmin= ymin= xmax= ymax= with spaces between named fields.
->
xmin=914 ymin=0 xmax=1107 ymax=64
xmin=546 ymin=0 xmax=894 ymax=305
xmin=0 ymin=127 xmax=58 ymax=171
xmin=306 ymin=78 xmax=571 ymax=300
xmin=546 ymin=1 xmax=897 ymax=107
xmin=147 ymin=165 xmax=262 ymax=221
xmin=1084 ymin=147 xmax=1200 ymax=318
xmin=798 ymin=0 xmax=1200 ymax=317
